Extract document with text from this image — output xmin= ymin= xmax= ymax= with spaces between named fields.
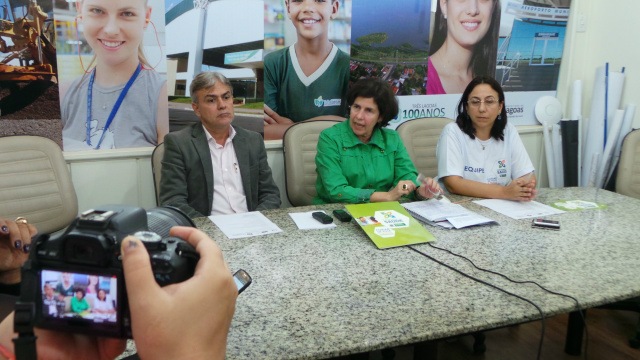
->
xmin=289 ymin=211 xmax=337 ymax=230
xmin=402 ymin=200 xmax=496 ymax=229
xmin=209 ymin=211 xmax=283 ymax=239
xmin=473 ymin=199 xmax=565 ymax=219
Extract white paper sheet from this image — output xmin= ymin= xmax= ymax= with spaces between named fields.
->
xmin=552 ymin=123 xmax=564 ymax=187
xmin=596 ymin=109 xmax=624 ymax=188
xmin=402 ymin=200 xmax=471 ymax=222
xmin=209 ymin=211 xmax=283 ymax=239
xmin=289 ymin=211 xmax=337 ymax=230
xmin=424 ymin=219 xmax=455 ymax=229
xmin=571 ymin=80 xmax=582 ymax=120
xmin=473 ymin=199 xmax=565 ymax=220
xmin=446 ymin=213 xmax=497 ymax=229
xmin=402 ymin=200 xmax=496 ymax=228
xmin=581 ymin=66 xmax=625 ymax=186
xmin=543 ymin=121 xmax=556 ymax=188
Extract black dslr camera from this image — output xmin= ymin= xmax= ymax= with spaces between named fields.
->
xmin=18 ymin=205 xmax=198 ymax=339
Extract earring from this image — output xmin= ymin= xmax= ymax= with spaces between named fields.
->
xmin=142 ymin=19 xmax=164 ymax=70
xmin=444 ymin=14 xmax=447 ymax=19
xmin=74 ymin=16 xmax=91 ymax=74
xmin=497 ymin=115 xmax=502 ymax=121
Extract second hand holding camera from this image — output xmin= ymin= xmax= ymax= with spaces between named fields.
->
xmin=18 ymin=205 xmax=198 ymax=339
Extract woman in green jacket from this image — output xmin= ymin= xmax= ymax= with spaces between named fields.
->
xmin=314 ymin=78 xmax=441 ymax=204
xmin=70 ymin=288 xmax=91 ymax=314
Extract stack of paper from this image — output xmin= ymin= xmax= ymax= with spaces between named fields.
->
xmin=402 ymin=200 xmax=497 ymax=229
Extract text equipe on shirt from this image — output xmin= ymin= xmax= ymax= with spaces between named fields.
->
xmin=464 ymin=166 xmax=485 ymax=174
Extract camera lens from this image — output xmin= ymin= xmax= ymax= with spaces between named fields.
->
xmin=146 ymin=207 xmax=195 ymax=238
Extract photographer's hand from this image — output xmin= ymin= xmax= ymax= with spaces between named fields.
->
xmin=0 ymin=312 xmax=126 ymax=360
xmin=122 ymin=227 xmax=237 ymax=360
xmin=0 ymin=217 xmax=37 ymax=285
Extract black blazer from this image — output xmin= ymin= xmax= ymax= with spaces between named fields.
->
xmin=159 ymin=123 xmax=281 ymax=218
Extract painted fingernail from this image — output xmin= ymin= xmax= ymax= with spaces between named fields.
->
xmin=122 ymin=236 xmax=140 ymax=254
xmin=14 ymin=240 xmax=22 ymax=249
xmin=1 ymin=226 xmax=7 ymax=233
xmin=23 ymin=244 xmax=31 ymax=253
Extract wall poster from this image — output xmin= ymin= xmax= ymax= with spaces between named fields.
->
xmin=0 ymin=0 xmax=60 ymax=145
xmin=1 ymin=0 xmax=573 ymax=148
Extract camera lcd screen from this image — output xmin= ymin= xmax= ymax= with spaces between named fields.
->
xmin=40 ymin=270 xmax=119 ymax=324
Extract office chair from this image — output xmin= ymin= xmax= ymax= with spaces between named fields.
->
xmin=615 ymin=129 xmax=640 ymax=199
xmin=597 ymin=129 xmax=640 ymax=348
xmin=282 ymin=119 xmax=341 ymax=207
xmin=0 ymin=135 xmax=78 ymax=234
xmin=151 ymin=142 xmax=165 ymax=206
xmin=395 ymin=117 xmax=453 ymax=178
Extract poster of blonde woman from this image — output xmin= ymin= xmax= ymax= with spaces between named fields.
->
xmin=54 ymin=0 xmax=168 ymax=151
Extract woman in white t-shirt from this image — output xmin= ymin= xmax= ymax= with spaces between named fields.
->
xmin=92 ymin=289 xmax=116 ymax=320
xmin=436 ymin=76 xmax=537 ymax=201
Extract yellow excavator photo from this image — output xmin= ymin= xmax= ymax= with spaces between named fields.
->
xmin=0 ymin=0 xmax=56 ymax=82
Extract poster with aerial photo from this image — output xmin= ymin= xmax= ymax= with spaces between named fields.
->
xmin=350 ymin=0 xmax=431 ymax=96
xmin=0 ymin=0 xmax=61 ymax=146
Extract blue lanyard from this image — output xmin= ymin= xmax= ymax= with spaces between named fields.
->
xmin=86 ymin=63 xmax=142 ymax=149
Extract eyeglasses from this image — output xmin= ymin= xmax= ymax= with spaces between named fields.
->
xmin=467 ymin=98 xmax=500 ymax=108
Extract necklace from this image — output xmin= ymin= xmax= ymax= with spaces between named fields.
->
xmin=476 ymin=137 xmax=491 ymax=150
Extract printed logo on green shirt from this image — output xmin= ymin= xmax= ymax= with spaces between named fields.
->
xmin=314 ymin=96 xmax=342 ymax=108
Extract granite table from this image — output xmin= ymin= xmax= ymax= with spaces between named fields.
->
xmin=122 ymin=187 xmax=640 ymax=359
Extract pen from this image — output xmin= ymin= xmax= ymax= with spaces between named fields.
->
xmin=416 ymin=173 xmax=443 ymax=200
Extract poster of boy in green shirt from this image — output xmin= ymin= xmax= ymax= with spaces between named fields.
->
xmin=263 ymin=0 xmax=351 ymax=140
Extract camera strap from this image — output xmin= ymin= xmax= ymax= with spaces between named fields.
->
xmin=12 ymin=235 xmax=48 ymax=360
xmin=12 ymin=302 xmax=37 ymax=360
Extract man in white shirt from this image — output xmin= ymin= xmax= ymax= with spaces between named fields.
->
xmin=42 ymin=283 xmax=57 ymax=316
xmin=159 ymin=72 xmax=281 ymax=218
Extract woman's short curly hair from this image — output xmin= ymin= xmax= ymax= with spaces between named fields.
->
xmin=347 ymin=78 xmax=399 ymax=128
xmin=74 ymin=287 xmax=86 ymax=297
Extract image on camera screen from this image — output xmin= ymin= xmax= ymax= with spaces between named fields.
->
xmin=41 ymin=270 xmax=118 ymax=323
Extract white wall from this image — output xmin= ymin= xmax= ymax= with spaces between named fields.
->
xmin=557 ymin=0 xmax=639 ymax=128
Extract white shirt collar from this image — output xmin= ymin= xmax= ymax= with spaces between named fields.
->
xmin=203 ymin=124 xmax=236 ymax=146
